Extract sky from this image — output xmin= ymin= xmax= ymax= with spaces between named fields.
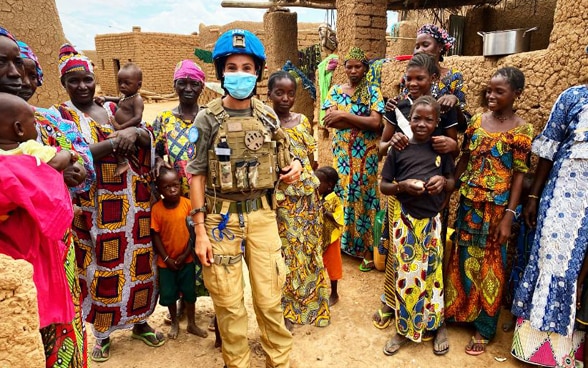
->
xmin=55 ymin=0 xmax=398 ymax=51
xmin=55 ymin=0 xmax=331 ymax=50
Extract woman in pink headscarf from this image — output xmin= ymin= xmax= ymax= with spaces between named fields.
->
xmin=149 ymin=59 xmax=206 ymax=196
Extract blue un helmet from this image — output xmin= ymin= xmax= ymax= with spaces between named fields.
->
xmin=212 ymin=29 xmax=266 ymax=81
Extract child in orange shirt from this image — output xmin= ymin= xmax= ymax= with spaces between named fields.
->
xmin=315 ymin=166 xmax=344 ymax=306
xmin=151 ymin=167 xmax=208 ymax=339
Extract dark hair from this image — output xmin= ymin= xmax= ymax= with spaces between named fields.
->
xmin=268 ymin=71 xmax=297 ymax=92
xmin=120 ymin=62 xmax=143 ymax=80
xmin=406 ymin=53 xmax=439 ymax=78
xmin=493 ymin=66 xmax=525 ymax=92
xmin=315 ymin=166 xmax=339 ymax=186
xmin=409 ymin=95 xmax=440 ymax=121
xmin=155 ymin=166 xmax=178 ymax=185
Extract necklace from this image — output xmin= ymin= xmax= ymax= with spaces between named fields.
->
xmin=492 ymin=111 xmax=514 ymax=122
xmin=120 ymin=92 xmax=139 ymax=103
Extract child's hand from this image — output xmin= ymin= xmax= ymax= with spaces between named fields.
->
xmin=400 ymin=179 xmax=426 ymax=196
xmin=63 ymin=162 xmax=87 ymax=187
xmin=523 ymin=199 xmax=539 ymax=228
xmin=425 ymin=175 xmax=446 ymax=195
xmin=437 ymin=94 xmax=458 ymax=113
xmin=94 ymin=96 xmax=106 ymax=106
xmin=389 ymin=132 xmax=409 ymax=151
xmin=165 ymin=257 xmax=180 ymax=271
xmin=385 ymin=97 xmax=399 ymax=112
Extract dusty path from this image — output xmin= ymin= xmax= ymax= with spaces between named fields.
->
xmin=90 ymin=101 xmax=528 ymax=367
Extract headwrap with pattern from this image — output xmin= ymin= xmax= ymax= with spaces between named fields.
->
xmin=417 ymin=24 xmax=455 ymax=56
xmin=17 ymin=41 xmax=44 ymax=86
xmin=0 ymin=26 xmax=17 ymax=43
xmin=344 ymin=47 xmax=369 ymax=65
xmin=58 ymin=43 xmax=93 ymax=77
xmin=173 ymin=59 xmax=205 ymax=83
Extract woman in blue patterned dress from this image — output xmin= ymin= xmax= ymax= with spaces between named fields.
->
xmin=322 ymin=47 xmax=385 ymax=270
xmin=511 ymin=83 xmax=588 ymax=367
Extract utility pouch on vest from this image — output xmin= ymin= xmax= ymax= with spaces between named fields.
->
xmin=248 ymin=159 xmax=260 ymax=189
xmin=219 ymin=161 xmax=233 ymax=190
xmin=235 ymin=161 xmax=248 ymax=189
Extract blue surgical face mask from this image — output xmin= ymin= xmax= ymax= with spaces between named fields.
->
xmin=223 ymin=71 xmax=257 ymax=100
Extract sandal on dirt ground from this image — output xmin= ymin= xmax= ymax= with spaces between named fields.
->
xmin=359 ymin=259 xmax=375 ymax=272
xmin=208 ymin=316 xmax=216 ymax=332
xmin=383 ymin=335 xmax=408 ymax=356
xmin=465 ymin=335 xmax=488 ymax=356
xmin=131 ymin=331 xmax=166 ymax=347
xmin=372 ymin=307 xmax=394 ymax=329
xmin=90 ymin=340 xmax=111 ymax=363
xmin=433 ymin=326 xmax=449 ymax=355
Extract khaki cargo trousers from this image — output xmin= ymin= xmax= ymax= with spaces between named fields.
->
xmin=203 ymin=206 xmax=292 ymax=368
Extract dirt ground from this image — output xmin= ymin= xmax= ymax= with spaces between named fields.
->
xmin=89 ymin=102 xmax=527 ymax=367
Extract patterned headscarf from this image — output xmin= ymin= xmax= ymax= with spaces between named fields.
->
xmin=58 ymin=43 xmax=93 ymax=77
xmin=173 ymin=60 xmax=205 ymax=83
xmin=0 ymin=26 xmax=17 ymax=43
xmin=17 ymin=41 xmax=44 ymax=86
xmin=344 ymin=47 xmax=369 ymax=65
xmin=417 ymin=24 xmax=455 ymax=56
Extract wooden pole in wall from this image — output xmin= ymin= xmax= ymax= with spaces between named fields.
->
xmin=221 ymin=0 xmax=335 ymax=9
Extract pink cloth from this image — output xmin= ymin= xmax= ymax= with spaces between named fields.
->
xmin=0 ymin=155 xmax=74 ymax=328
xmin=173 ymin=59 xmax=205 ymax=83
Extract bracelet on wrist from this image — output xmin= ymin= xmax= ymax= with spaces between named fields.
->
xmin=193 ymin=221 xmax=205 ymax=226
xmin=163 ymin=255 xmax=169 ymax=262
xmin=528 ymin=194 xmax=540 ymax=199
xmin=109 ymin=138 xmax=116 ymax=151
xmin=505 ymin=208 xmax=517 ymax=216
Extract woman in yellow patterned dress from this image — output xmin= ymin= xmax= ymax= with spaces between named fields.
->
xmin=268 ymin=71 xmax=330 ymax=329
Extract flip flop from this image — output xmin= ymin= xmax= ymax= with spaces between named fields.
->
xmin=433 ymin=327 xmax=449 ymax=355
xmin=383 ymin=336 xmax=408 ymax=356
xmin=131 ymin=331 xmax=166 ymax=347
xmin=208 ymin=316 xmax=216 ymax=332
xmin=465 ymin=335 xmax=488 ymax=356
xmin=359 ymin=259 xmax=375 ymax=272
xmin=372 ymin=308 xmax=394 ymax=329
xmin=90 ymin=341 xmax=111 ymax=362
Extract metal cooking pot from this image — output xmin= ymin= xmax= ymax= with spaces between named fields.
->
xmin=477 ymin=27 xmax=538 ymax=56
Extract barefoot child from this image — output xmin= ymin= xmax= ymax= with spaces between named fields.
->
xmin=444 ymin=67 xmax=533 ymax=356
xmin=0 ymin=92 xmax=76 ymax=171
xmin=151 ymin=167 xmax=208 ymax=339
xmin=315 ymin=166 xmax=344 ymax=306
xmin=99 ymin=63 xmax=144 ymax=175
xmin=380 ymin=95 xmax=455 ymax=356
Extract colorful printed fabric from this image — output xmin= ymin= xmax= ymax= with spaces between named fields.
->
xmin=459 ymin=114 xmax=533 ymax=206
xmin=512 ymin=85 xmax=588 ymax=339
xmin=390 ymin=202 xmax=444 ymax=342
xmin=445 ymin=197 xmax=507 ymax=340
xmin=17 ymin=40 xmax=44 ymax=86
xmin=344 ymin=47 xmax=368 ymax=64
xmin=511 ymin=317 xmax=584 ymax=367
xmin=36 ymin=107 xmax=95 ymax=193
xmin=322 ymin=83 xmax=385 ymax=257
xmin=277 ymin=114 xmax=330 ymax=327
xmin=173 ymin=59 xmax=205 ymax=83
xmin=400 ymin=67 xmax=469 ymax=115
xmin=58 ymin=44 xmax=93 ymax=77
xmin=53 ymin=101 xmax=157 ymax=339
xmin=149 ymin=110 xmax=197 ymax=196
xmin=41 ymin=231 xmax=87 ymax=368
xmin=0 ymin=26 xmax=16 ymax=42
xmin=417 ymin=24 xmax=455 ymax=56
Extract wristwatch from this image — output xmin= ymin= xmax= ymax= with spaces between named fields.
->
xmin=189 ymin=206 xmax=207 ymax=216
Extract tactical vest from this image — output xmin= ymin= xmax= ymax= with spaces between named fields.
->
xmin=205 ymin=98 xmax=291 ymax=194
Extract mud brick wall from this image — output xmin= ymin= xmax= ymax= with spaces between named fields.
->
xmin=0 ymin=254 xmax=44 ymax=368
